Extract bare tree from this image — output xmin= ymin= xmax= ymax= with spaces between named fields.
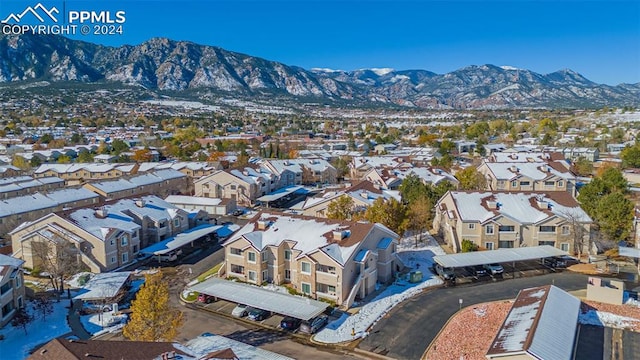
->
xmin=34 ymin=295 xmax=53 ymax=321
xmin=11 ymin=308 xmax=33 ymax=335
xmin=561 ymin=209 xmax=591 ymax=259
xmin=30 ymin=236 xmax=84 ymax=294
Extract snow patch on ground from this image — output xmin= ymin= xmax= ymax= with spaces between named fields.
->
xmin=0 ymin=299 xmax=72 ymax=360
xmin=314 ymin=234 xmax=445 ymax=344
xmin=579 ymin=310 xmax=640 ymax=329
xmin=80 ymin=312 xmax=128 ymax=335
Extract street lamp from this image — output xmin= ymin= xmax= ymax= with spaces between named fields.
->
xmin=459 ymin=298 xmax=463 ymax=310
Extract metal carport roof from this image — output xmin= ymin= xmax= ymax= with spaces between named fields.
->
xmin=433 ymin=245 xmax=568 ymax=268
xmin=257 ymin=185 xmax=305 ymax=202
xmin=189 ymin=277 xmax=328 ymax=321
xmin=140 ymin=224 xmax=220 ymax=255
xmin=619 ymin=246 xmax=640 ymax=258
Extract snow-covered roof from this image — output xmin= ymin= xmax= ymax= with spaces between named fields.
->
xmin=181 ymin=334 xmax=294 ymax=360
xmin=482 ymin=162 xmax=572 ymax=181
xmin=73 ymin=272 xmax=132 ymax=301
xmin=44 ymin=188 xmax=99 ymax=204
xmin=0 ymin=193 xmax=58 ymax=217
xmin=487 ymin=285 xmax=580 ymax=359
xmin=225 ymin=212 xmax=387 ymax=267
xmin=445 ymin=191 xmax=591 ymax=225
xmin=165 ymin=195 xmax=223 ymax=206
xmin=141 ymin=224 xmax=221 ymax=255
xmin=68 ymin=208 xmax=141 ymax=241
xmin=190 ymin=277 xmax=328 ymax=321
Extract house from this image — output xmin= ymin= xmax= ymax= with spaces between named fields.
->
xmin=0 ymin=254 xmax=25 ymax=327
xmin=10 ymin=195 xmax=191 ymax=272
xmin=83 ymin=170 xmax=188 ymax=201
xmin=222 ymin=212 xmax=399 ymax=308
xmin=260 ymin=159 xmax=337 ymax=187
xmin=0 ymin=165 xmax=20 ymax=178
xmin=26 ymin=338 xmax=190 ymax=360
xmin=194 ymin=167 xmax=274 ymax=206
xmin=486 ymin=285 xmax=580 ymax=360
xmin=562 ymin=147 xmax=600 ymax=162
xmin=477 ymin=161 xmax=576 ymax=194
xmin=433 ymin=191 xmax=591 ymax=253
xmin=0 ymin=176 xmax=64 ymax=199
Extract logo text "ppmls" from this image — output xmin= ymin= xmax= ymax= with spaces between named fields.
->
xmin=68 ymin=10 xmax=125 ymax=24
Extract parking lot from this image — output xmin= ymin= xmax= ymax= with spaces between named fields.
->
xmin=441 ymin=258 xmax=572 ymax=285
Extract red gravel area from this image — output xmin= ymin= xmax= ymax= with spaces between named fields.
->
xmin=425 ymin=301 xmax=513 ymax=360
xmin=582 ymin=300 xmax=640 ymax=331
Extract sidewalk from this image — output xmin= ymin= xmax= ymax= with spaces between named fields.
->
xmin=67 ymin=299 xmax=92 ymax=340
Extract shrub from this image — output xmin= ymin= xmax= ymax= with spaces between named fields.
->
xmin=461 ymin=239 xmax=478 ymax=252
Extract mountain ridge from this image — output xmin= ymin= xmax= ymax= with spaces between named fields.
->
xmin=0 ymin=34 xmax=638 ymax=109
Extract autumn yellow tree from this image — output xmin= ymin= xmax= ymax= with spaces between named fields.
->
xmin=132 ymin=148 xmax=152 ymax=163
xmin=123 ymin=271 xmax=183 ymax=341
xmin=327 ymin=195 xmax=355 ymax=220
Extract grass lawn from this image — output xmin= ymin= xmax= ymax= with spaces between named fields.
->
xmin=197 ymin=262 xmax=223 ymax=283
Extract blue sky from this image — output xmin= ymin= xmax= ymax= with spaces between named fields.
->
xmin=2 ymin=0 xmax=639 ymax=85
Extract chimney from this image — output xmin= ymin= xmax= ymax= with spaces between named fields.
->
xmin=486 ymin=200 xmax=497 ymax=209
xmin=95 ymin=207 xmax=108 ymax=218
xmin=509 ymin=165 xmax=519 ymax=173
xmin=535 ymin=196 xmax=547 ymax=209
xmin=257 ymin=220 xmax=270 ymax=230
xmin=135 ymin=199 xmax=146 ymax=208
xmin=333 ymin=230 xmax=350 ymax=241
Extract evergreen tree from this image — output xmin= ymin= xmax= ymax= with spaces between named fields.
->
xmin=123 ymin=271 xmax=183 ymax=342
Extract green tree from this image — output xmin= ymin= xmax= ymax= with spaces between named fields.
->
xmin=455 ymin=167 xmax=487 ymax=190
xmin=111 ymin=139 xmax=129 ymax=155
xmin=461 ymin=239 xmax=478 ymax=252
xmin=621 ymin=144 xmax=640 ymax=168
xmin=572 ymin=157 xmax=594 ymax=177
xmin=11 ymin=155 xmax=30 ymax=170
xmin=39 ymin=133 xmax=54 ymax=144
xmin=327 ymin=195 xmax=355 ymax=220
xmin=30 ymin=156 xmax=42 ymax=168
xmin=363 ymin=198 xmax=407 ymax=236
xmin=77 ymin=151 xmax=94 ymax=163
xmin=399 ymin=174 xmax=427 ymax=205
xmin=596 ymin=192 xmax=634 ymax=241
xmin=123 ymin=271 xmax=184 ymax=341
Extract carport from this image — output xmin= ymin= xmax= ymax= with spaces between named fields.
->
xmin=257 ymin=185 xmax=308 ymax=208
xmin=140 ymin=224 xmax=221 ymax=256
xmin=189 ymin=277 xmax=328 ymax=321
xmin=433 ymin=245 xmax=569 ymax=277
xmin=619 ymin=246 xmax=640 ymax=273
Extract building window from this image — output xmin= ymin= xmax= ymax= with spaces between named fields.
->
xmin=561 ymin=243 xmax=570 ymax=252
xmin=284 ymin=269 xmax=291 ymax=280
xmin=301 ymin=262 xmax=311 ymax=274
xmin=0 ymin=282 xmax=11 ymax=295
xmin=558 ymin=181 xmax=564 ymax=187
xmin=511 ymin=181 xmax=517 ymax=187
xmin=538 ymin=241 xmax=555 ymax=246
xmin=539 ymin=226 xmax=556 ymax=233
xmin=544 ymin=181 xmax=555 ymax=186
xmin=174 ymin=219 xmax=180 ymax=227
xmin=485 ymin=225 xmax=494 ymax=235
xmin=520 ymin=181 xmax=530 ymax=186
xmin=247 ymin=251 xmax=256 ymax=263
xmin=230 ymin=185 xmax=236 ymax=190
xmin=498 ymin=225 xmax=515 ymax=232
xmin=498 ymin=241 xmax=514 ymax=248
xmin=122 ymin=253 xmax=128 ymax=263
xmin=230 ymin=248 xmax=242 ymax=256
xmin=248 ymin=270 xmax=256 ymax=282
xmin=261 ymin=252 xmax=268 ymax=263
xmin=327 ymin=285 xmax=336 ymax=293
xmin=15 ymin=275 xmax=21 ymax=289
xmin=468 ymin=223 xmax=475 ymax=230
xmin=111 ymin=256 xmax=116 ymax=264
xmin=230 ymin=264 xmax=245 ymax=275
xmin=284 ymin=249 xmax=291 ymax=261
xmin=561 ymin=225 xmax=570 ymax=235
xmin=485 ymin=242 xmax=494 ymax=250
xmin=121 ymin=236 xmax=128 ymax=246
xmin=301 ymin=282 xmax=311 ymax=295
xmin=262 ymin=270 xmax=268 ymax=282
xmin=110 ymin=239 xmax=115 ymax=246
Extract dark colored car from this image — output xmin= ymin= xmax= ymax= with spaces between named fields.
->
xmin=434 ymin=264 xmax=456 ymax=281
xmin=543 ymin=256 xmax=567 ymax=268
xmin=465 ymin=265 xmax=487 ymax=277
xmin=247 ymin=308 xmax=270 ymax=321
xmin=197 ymin=293 xmax=215 ymax=304
xmin=299 ymin=315 xmax=329 ymax=334
xmin=232 ymin=209 xmax=244 ymax=216
xmin=280 ymin=316 xmax=302 ymax=331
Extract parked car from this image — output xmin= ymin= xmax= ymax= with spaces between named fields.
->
xmin=299 ymin=315 xmax=329 ymax=334
xmin=247 ymin=308 xmax=270 ymax=321
xmin=558 ymin=255 xmax=580 ymax=266
xmin=465 ymin=265 xmax=487 ymax=277
xmin=434 ymin=264 xmax=456 ymax=281
xmin=483 ymin=263 xmax=504 ymax=275
xmin=232 ymin=304 xmax=250 ymax=317
xmin=232 ymin=209 xmax=244 ymax=216
xmin=542 ymin=256 xmax=567 ymax=268
xmin=197 ymin=293 xmax=215 ymax=304
xmin=280 ymin=316 xmax=302 ymax=331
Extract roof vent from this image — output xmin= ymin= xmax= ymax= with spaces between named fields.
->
xmin=333 ymin=230 xmax=350 ymax=241
xmin=135 ymin=199 xmax=146 ymax=208
xmin=257 ymin=220 xmax=271 ymax=230
xmin=95 ymin=207 xmax=108 ymax=218
xmin=487 ymin=200 xmax=498 ymax=209
xmin=535 ymin=196 xmax=547 ymax=209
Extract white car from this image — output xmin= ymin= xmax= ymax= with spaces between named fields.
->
xmin=232 ymin=304 xmax=249 ymax=317
xmin=483 ymin=263 xmax=504 ymax=275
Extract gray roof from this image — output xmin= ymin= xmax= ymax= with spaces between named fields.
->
xmin=619 ymin=246 xmax=640 ymax=259
xmin=73 ymin=272 xmax=132 ymax=301
xmin=487 ymin=285 xmax=580 ymax=359
xmin=0 ymin=253 xmax=25 ymax=267
xmin=433 ymin=245 xmax=567 ymax=268
xmin=190 ymin=277 xmax=328 ymax=321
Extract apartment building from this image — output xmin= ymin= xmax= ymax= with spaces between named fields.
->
xmin=222 ymin=212 xmax=399 ymax=308
xmin=433 ymin=191 xmax=591 ymax=253
xmin=477 ymin=161 xmax=576 ymax=194
xmin=0 ymin=254 xmax=25 ymax=327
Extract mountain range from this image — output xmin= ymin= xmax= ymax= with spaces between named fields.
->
xmin=0 ymin=33 xmax=638 ymax=109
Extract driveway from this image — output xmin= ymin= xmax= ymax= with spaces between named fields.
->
xmin=358 ymin=272 xmax=589 ymax=360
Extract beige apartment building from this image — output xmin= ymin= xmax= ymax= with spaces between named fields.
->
xmin=477 ymin=161 xmax=576 ymax=194
xmin=434 ymin=191 xmax=591 ymax=253
xmin=222 ymin=212 xmax=399 ymax=308
xmin=0 ymin=254 xmax=25 ymax=327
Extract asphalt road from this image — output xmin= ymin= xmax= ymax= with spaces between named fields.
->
xmin=359 ymin=272 xmax=589 ymax=360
